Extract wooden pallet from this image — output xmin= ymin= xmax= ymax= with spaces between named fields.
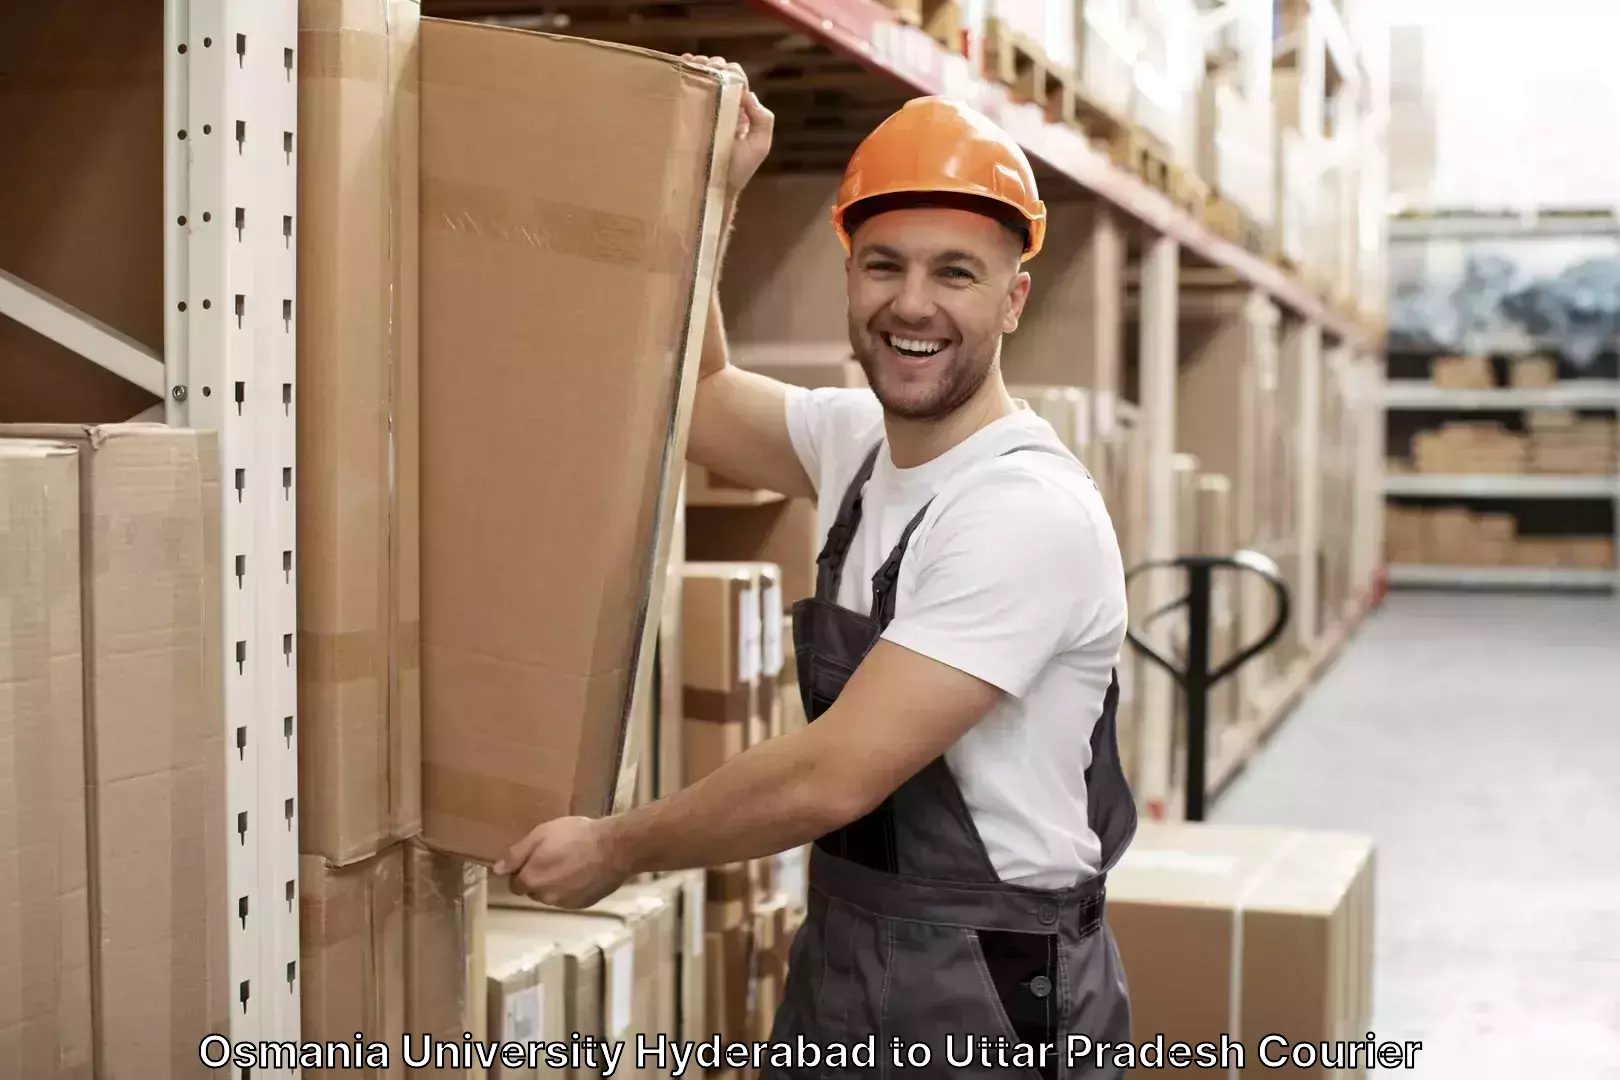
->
xmin=1204 ymin=194 xmax=1268 ymax=254
xmin=1109 ymin=125 xmax=1173 ymax=196
xmin=1170 ymin=167 xmax=1210 ymax=223
xmin=876 ymin=0 xmax=962 ymax=52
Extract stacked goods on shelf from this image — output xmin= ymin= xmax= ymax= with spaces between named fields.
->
xmin=1108 ymin=822 xmax=1376 ymax=1062
xmin=1076 ymin=0 xmax=1140 ymax=115
xmin=296 ymin=0 xmax=423 ymax=870
xmin=1527 ymin=413 xmax=1617 ymax=476
xmin=1386 ymin=505 xmax=1614 ymax=571
xmin=1125 ymin=0 xmax=1203 ymax=167
xmin=298 ymin=2 xmax=492 ymax=1056
xmin=1409 ymin=422 xmax=1528 ymax=475
xmin=1429 ymin=353 xmax=1492 ymax=389
xmin=1195 ymin=0 xmax=1274 ymax=240
xmin=294 ymin=11 xmax=740 ymax=1059
xmin=0 ymin=427 xmax=228 ymax=1078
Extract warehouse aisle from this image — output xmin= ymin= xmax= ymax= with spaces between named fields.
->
xmin=1210 ymin=592 xmax=1620 ymax=1079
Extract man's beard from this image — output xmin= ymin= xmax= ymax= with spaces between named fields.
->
xmin=851 ymin=334 xmax=995 ymax=421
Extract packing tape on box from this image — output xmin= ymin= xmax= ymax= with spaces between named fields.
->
xmin=1228 ymin=833 xmax=1307 ymax=1080
xmin=421 ymin=762 xmax=560 ymax=851
xmin=300 ymin=855 xmax=406 ymax=948
xmin=301 ymin=854 xmax=405 ymax=1045
xmin=683 ymin=684 xmax=751 ymax=725
xmin=422 ymin=176 xmax=694 ymax=274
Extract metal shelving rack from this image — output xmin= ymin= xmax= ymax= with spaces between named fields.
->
xmin=0 ymin=0 xmax=303 ymax=1069
xmin=0 ymin=2 xmax=1384 ymax=1052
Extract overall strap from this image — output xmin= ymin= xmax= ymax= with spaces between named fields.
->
xmin=868 ymin=442 xmax=1062 ymax=629
xmin=814 ymin=441 xmax=884 ymax=602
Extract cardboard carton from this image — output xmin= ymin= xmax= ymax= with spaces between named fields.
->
xmin=681 ymin=565 xmax=759 ymax=782
xmin=403 ymin=843 xmax=488 ymax=1076
xmin=586 ymin=882 xmax=681 ymax=1080
xmin=294 ymin=0 xmax=424 ymax=867
xmin=416 ymin=19 xmax=740 ymax=862
xmin=299 ymin=849 xmax=408 ymax=1077
xmin=485 ymin=934 xmax=566 ymax=1079
xmin=686 ymin=497 xmax=820 ymax=618
xmin=1106 ymin=822 xmax=1375 ymax=1075
xmin=0 ymin=440 xmax=93 ymax=1080
xmin=483 ymin=909 xmax=638 ymax=1080
xmin=0 ymin=423 xmax=229 ymax=1078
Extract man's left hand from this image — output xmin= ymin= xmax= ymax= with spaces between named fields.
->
xmin=494 ymin=816 xmax=628 ymax=909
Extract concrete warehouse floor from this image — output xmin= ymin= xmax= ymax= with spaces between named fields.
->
xmin=1210 ymin=590 xmax=1620 ymax=1080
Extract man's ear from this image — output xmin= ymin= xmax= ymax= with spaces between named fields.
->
xmin=1003 ymin=271 xmax=1032 ymax=334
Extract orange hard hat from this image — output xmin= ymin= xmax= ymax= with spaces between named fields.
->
xmin=831 ymin=96 xmax=1047 ymax=262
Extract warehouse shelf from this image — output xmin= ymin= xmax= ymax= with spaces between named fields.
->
xmin=1383 ymin=474 xmax=1620 ymax=499
xmin=1387 ymin=564 xmax=1617 ymax=591
xmin=1381 ymin=381 xmax=1620 ymax=411
xmin=436 ymin=0 xmax=1373 ymax=345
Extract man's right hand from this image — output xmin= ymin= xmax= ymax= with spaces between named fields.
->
xmin=683 ymin=55 xmax=775 ymax=202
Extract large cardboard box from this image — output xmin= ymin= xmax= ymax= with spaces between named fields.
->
xmin=300 ymin=849 xmax=407 ymax=1075
xmin=586 ymin=882 xmax=680 ymax=1079
xmin=295 ymin=0 xmax=424 ymax=867
xmin=0 ymin=441 xmax=93 ymax=1080
xmin=0 ymin=423 xmax=229 ymax=1078
xmin=403 ymin=842 xmax=488 ymax=1075
xmin=483 ymin=909 xmax=639 ymax=1080
xmin=681 ymin=565 xmax=760 ymax=783
xmin=1106 ymin=823 xmax=1376 ymax=1076
xmin=660 ymin=869 xmax=710 ymax=1045
xmin=417 ymin=19 xmax=739 ymax=863
xmin=485 ymin=934 xmax=567 ymax=1079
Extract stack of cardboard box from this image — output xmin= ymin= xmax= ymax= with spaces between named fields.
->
xmin=1430 ymin=354 xmax=1494 ymax=389
xmin=295 ymin=8 xmax=743 ymax=1073
xmin=0 ymin=426 xmax=229 ymax=1079
xmin=1411 ymin=421 xmax=1528 ymax=475
xmin=1527 ymin=413 xmax=1616 ymax=476
xmin=296 ymin=2 xmax=488 ymax=1062
xmin=1196 ymin=0 xmax=1275 ymax=235
xmin=1386 ymin=505 xmax=1615 ymax=570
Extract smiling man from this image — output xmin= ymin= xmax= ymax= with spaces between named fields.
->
xmin=496 ymin=71 xmax=1138 ymax=1080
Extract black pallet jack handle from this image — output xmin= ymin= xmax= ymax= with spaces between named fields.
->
xmin=1123 ymin=551 xmax=1292 ymax=822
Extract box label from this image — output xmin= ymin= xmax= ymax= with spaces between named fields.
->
xmin=738 ymin=584 xmax=762 ymax=684
xmin=610 ymin=941 xmax=633 ymax=1038
xmin=762 ymin=582 xmax=783 ymax=677
xmin=505 ymin=984 xmax=544 ymax=1044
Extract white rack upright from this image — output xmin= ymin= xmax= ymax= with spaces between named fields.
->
xmin=164 ymin=0 xmax=303 ymax=1070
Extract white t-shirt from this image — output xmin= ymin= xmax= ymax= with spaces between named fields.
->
xmin=784 ymin=385 xmax=1128 ymax=888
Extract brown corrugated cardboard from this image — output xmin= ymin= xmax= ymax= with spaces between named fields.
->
xmin=1106 ymin=822 xmax=1376 ymax=1077
xmin=484 ymin=934 xmax=566 ymax=1079
xmin=295 ymin=0 xmax=424 ymax=867
xmin=0 ymin=423 xmax=229 ymax=1078
xmin=1509 ymin=354 xmax=1557 ymax=388
xmin=691 ymin=561 xmax=780 ymax=746
xmin=707 ymin=924 xmax=751 ymax=1047
xmin=587 ymin=883 xmax=679 ymax=1079
xmin=681 ymin=565 xmax=758 ymax=783
xmin=299 ymin=848 xmax=407 ymax=1076
xmin=660 ymin=869 xmax=709 ymax=1045
xmin=0 ymin=440 xmax=93 ymax=1080
xmin=403 ymin=842 xmax=487 ymax=1075
xmin=417 ymin=19 xmax=739 ymax=862
xmin=705 ymin=862 xmax=752 ymax=932
xmin=483 ymin=909 xmax=636 ymax=1078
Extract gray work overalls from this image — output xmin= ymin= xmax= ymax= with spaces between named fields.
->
xmin=766 ymin=441 xmax=1138 ymax=1080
